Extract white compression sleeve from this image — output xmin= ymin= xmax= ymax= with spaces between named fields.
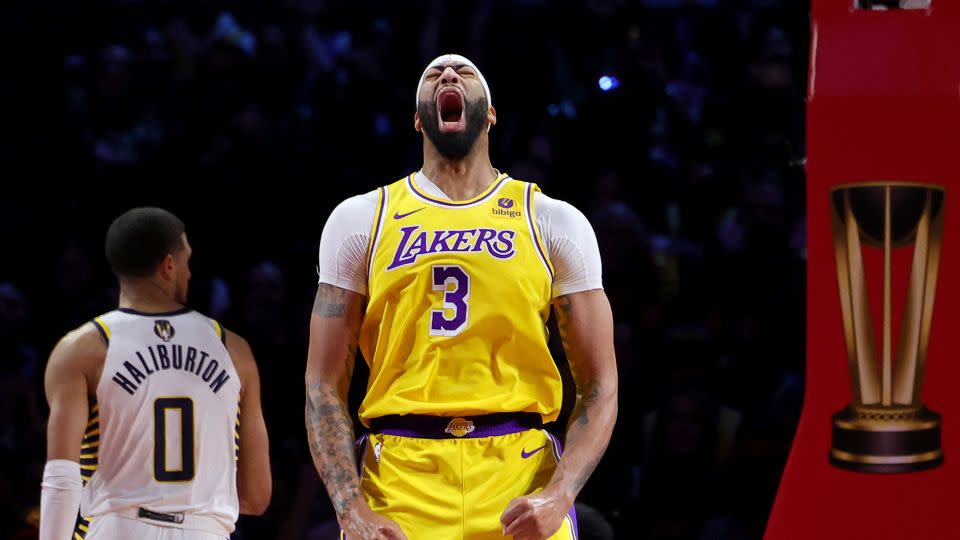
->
xmin=316 ymin=190 xmax=378 ymax=295
xmin=40 ymin=459 xmax=82 ymax=540
xmin=533 ymin=191 xmax=604 ymax=297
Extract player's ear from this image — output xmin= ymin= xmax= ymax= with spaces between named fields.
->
xmin=487 ymin=105 xmax=497 ymax=127
xmin=159 ymin=253 xmax=176 ymax=280
xmin=414 ymin=111 xmax=422 ymax=132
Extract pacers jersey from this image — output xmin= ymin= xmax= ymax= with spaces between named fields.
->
xmin=359 ymin=173 xmax=562 ymax=425
xmin=80 ymin=308 xmax=241 ymax=532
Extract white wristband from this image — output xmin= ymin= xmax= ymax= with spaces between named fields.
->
xmin=40 ymin=459 xmax=83 ymax=540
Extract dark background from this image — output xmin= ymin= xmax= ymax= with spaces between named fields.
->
xmin=0 ymin=1 xmax=808 ymax=539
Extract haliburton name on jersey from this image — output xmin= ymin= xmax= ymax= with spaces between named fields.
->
xmin=110 ymin=343 xmax=230 ymax=396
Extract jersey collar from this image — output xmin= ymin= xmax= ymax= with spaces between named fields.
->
xmin=407 ymin=171 xmax=511 ymax=208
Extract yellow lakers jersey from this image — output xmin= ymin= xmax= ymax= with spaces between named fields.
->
xmin=359 ymin=173 xmax=562 ymax=424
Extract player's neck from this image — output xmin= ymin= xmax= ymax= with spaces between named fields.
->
xmin=421 ymin=144 xmax=498 ymax=201
xmin=118 ymin=280 xmax=184 ymax=314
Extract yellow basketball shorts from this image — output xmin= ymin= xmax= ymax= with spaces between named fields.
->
xmin=344 ymin=413 xmax=578 ymax=540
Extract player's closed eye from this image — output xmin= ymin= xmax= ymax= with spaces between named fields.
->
xmin=425 ymin=68 xmax=475 ymax=79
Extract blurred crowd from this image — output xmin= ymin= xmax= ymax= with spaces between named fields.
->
xmin=0 ymin=0 xmax=807 ymax=539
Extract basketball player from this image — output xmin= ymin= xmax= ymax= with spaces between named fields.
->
xmin=40 ymin=208 xmax=271 ymax=540
xmin=306 ymin=54 xmax=618 ymax=539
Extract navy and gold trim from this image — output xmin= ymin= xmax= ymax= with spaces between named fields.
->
xmin=71 ymin=396 xmax=99 ymax=540
xmin=234 ymin=400 xmax=241 ymax=462
xmin=91 ymin=317 xmax=111 ymax=346
xmin=212 ymin=320 xmax=227 ymax=346
xmin=80 ymin=400 xmax=99 ymax=485
xmin=73 ymin=515 xmax=93 ymax=540
xmin=118 ymin=307 xmax=192 ymax=317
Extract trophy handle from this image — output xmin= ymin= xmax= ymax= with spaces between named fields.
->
xmin=893 ymin=190 xmax=944 ymax=406
xmin=832 ymin=190 xmax=881 ymax=405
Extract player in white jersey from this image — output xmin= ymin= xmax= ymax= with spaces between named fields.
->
xmin=39 ymin=207 xmax=272 ymax=540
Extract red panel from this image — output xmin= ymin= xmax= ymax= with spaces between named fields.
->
xmin=766 ymin=1 xmax=960 ymax=538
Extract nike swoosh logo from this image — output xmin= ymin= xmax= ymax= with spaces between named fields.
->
xmin=521 ymin=445 xmax=547 ymax=459
xmin=393 ymin=208 xmax=425 ymax=220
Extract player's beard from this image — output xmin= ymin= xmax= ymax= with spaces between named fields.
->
xmin=418 ymin=96 xmax=489 ymax=160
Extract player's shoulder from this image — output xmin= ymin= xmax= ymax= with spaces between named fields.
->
xmin=499 ymin=175 xmax=586 ymax=221
xmin=386 ymin=173 xmax=413 ymax=188
xmin=219 ymin=326 xmax=254 ymax=371
xmin=218 ymin=327 xmax=261 ymax=390
xmin=339 ymin=173 xmax=415 ymax=208
xmin=342 ymin=188 xmax=381 ymax=207
xmin=220 ymin=326 xmax=250 ymax=354
xmin=328 ymin=189 xmax=381 ymax=220
xmin=177 ymin=308 xmax=230 ymax=341
xmin=62 ymin=320 xmax=109 ymax=350
xmin=48 ymin=320 xmax=109 ymax=373
xmin=529 ymin=187 xmax=589 ymax=223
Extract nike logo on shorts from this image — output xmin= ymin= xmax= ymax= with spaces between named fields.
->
xmin=521 ymin=445 xmax=547 ymax=459
xmin=394 ymin=208 xmax=425 ymax=219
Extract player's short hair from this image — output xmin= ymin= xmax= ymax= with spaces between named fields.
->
xmin=105 ymin=207 xmax=186 ymax=278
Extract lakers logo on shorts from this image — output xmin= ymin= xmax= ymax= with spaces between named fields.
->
xmin=153 ymin=320 xmax=175 ymax=342
xmin=444 ymin=418 xmax=475 ymax=437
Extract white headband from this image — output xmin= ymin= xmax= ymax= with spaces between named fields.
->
xmin=416 ymin=54 xmax=492 ymax=109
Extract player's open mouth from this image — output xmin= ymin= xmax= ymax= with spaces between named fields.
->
xmin=437 ymin=88 xmax=465 ymax=133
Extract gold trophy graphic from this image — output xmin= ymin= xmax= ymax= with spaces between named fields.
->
xmin=830 ymin=182 xmax=945 ymax=473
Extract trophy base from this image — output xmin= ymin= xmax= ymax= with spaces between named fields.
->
xmin=830 ymin=405 xmax=943 ymax=473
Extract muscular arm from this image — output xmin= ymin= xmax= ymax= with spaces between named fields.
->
xmin=228 ymin=330 xmax=272 ymax=515
xmin=41 ymin=325 xmax=103 ymax=540
xmin=305 ymin=284 xmax=405 ymax=539
xmin=501 ymin=289 xmax=618 ymax=540
xmin=305 ymin=283 xmax=363 ymax=516
xmin=546 ymin=290 xmax=618 ymax=503
xmin=45 ymin=330 xmax=96 ymax=462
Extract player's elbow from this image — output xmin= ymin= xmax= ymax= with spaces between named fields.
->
xmin=606 ymin=374 xmax=619 ymax=402
xmin=239 ymin=498 xmax=270 ymax=516
xmin=585 ymin=370 xmax=618 ymax=401
xmin=238 ymin=468 xmax=272 ymax=516
xmin=239 ymin=485 xmax=271 ymax=516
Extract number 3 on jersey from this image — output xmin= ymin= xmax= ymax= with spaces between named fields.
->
xmin=154 ymin=397 xmax=195 ymax=482
xmin=430 ymin=265 xmax=470 ymax=337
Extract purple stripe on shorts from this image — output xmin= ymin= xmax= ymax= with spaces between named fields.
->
xmin=569 ymin=504 xmax=580 ymax=540
xmin=369 ymin=412 xmax=542 ymax=439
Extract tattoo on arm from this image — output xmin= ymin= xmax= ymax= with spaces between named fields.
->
xmin=572 ymin=453 xmax=602 ymax=494
xmin=305 ymin=306 xmax=362 ymax=518
xmin=553 ymin=294 xmax=610 ymax=494
xmin=313 ymin=283 xmax=348 ymax=318
xmin=573 ymin=385 xmax=601 ymax=426
xmin=305 ymin=381 xmax=360 ymax=516
xmin=564 ymin=383 xmax=604 ymax=493
xmin=556 ymin=295 xmax=595 ymax=425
